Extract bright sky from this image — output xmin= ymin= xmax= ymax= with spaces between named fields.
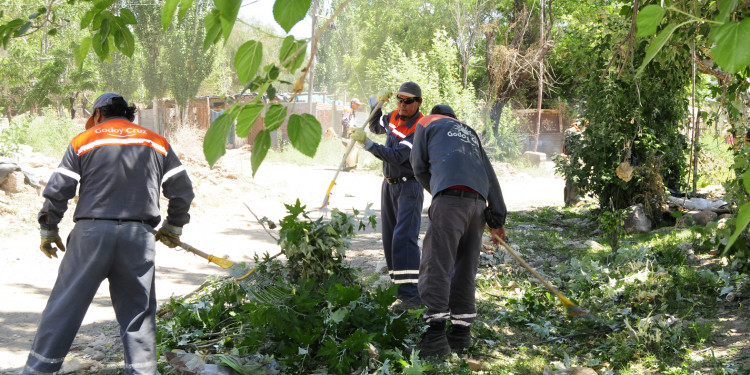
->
xmin=239 ymin=0 xmax=313 ymax=39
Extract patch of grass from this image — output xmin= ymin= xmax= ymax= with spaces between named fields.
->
xmin=7 ymin=110 xmax=82 ymax=158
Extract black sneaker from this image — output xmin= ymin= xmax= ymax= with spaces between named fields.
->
xmin=416 ymin=328 xmax=450 ymax=359
xmin=446 ymin=325 xmax=471 ymax=351
xmin=389 ymin=298 xmax=421 ymax=314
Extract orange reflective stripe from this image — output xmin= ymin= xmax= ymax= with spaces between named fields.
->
xmin=388 ymin=111 xmax=422 ymax=139
xmin=417 ymin=114 xmax=450 ymax=128
xmin=71 ymin=119 xmax=169 ymax=156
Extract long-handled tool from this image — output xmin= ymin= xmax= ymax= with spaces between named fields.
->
xmin=179 ymin=241 xmax=288 ymax=301
xmin=318 ymin=94 xmax=391 ymax=210
xmin=490 ymin=233 xmax=590 ymax=318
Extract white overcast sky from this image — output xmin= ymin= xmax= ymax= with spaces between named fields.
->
xmin=240 ymin=0 xmax=313 ymax=38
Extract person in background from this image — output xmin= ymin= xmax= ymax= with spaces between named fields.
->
xmin=410 ymin=104 xmax=507 ymax=358
xmin=341 ymin=98 xmax=362 ymax=138
xmin=24 ymin=93 xmax=194 ymax=375
xmin=349 ymin=82 xmax=425 ymax=313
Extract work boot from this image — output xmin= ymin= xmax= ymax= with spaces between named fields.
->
xmin=389 ymin=298 xmax=421 ymax=314
xmin=416 ymin=324 xmax=450 ymax=359
xmin=446 ymin=325 xmax=472 ymax=351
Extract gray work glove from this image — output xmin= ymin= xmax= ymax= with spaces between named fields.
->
xmin=155 ymin=222 xmax=182 ymax=248
xmin=40 ymin=229 xmax=65 ymax=258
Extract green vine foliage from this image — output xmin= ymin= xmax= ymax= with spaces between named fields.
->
xmin=555 ymin=38 xmax=690 ymax=220
xmin=157 ymin=202 xmax=419 ymax=374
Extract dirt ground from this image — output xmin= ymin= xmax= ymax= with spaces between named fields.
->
xmin=0 ymin=147 xmax=565 ymax=374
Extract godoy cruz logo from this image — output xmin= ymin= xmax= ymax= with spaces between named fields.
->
xmin=95 ymin=127 xmax=148 ymax=138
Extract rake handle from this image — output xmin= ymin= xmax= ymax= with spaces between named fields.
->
xmin=179 ymin=241 xmax=232 ymax=268
xmin=493 ymin=234 xmax=568 ymax=303
xmin=320 ymin=98 xmax=388 ymax=208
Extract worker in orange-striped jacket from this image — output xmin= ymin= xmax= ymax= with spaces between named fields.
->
xmin=24 ymin=93 xmax=194 ymax=375
xmin=349 ymin=82 xmax=425 ymax=313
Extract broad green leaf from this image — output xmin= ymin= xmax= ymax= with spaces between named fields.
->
xmin=279 ymin=35 xmax=306 ymax=73
xmin=75 ymin=37 xmax=92 ymax=70
xmin=267 ymin=64 xmax=280 ymax=80
xmin=119 ymin=8 xmax=137 ymax=24
xmin=725 ymin=202 xmax=750 ymax=252
xmin=80 ymin=8 xmax=98 ymax=28
xmin=718 ymin=0 xmax=738 ymax=23
xmin=287 ymin=114 xmax=321 ymax=157
xmin=236 ymin=103 xmax=265 ymax=137
xmin=234 ymin=40 xmax=263 ymax=84
xmin=47 ymin=28 xmax=57 ymax=35
xmin=91 ymin=32 xmax=110 ymax=60
xmin=203 ymin=10 xmax=222 ymax=50
xmin=162 ymin=0 xmax=179 ymax=31
xmin=711 ymin=19 xmax=750 ymax=74
xmin=216 ymin=0 xmax=241 ymax=43
xmin=113 ymin=20 xmax=135 ymax=57
xmin=636 ymin=5 xmax=665 ymax=37
xmin=273 ymin=0 xmax=311 ymax=33
xmin=99 ymin=17 xmax=110 ymax=44
xmin=178 ymin=0 xmax=194 ymax=20
xmin=636 ymin=23 xmax=678 ymax=77
xmin=13 ymin=21 xmax=31 ymax=37
xmin=264 ymin=104 xmax=287 ymax=132
xmin=251 ymin=130 xmax=271 ymax=176
xmin=92 ymin=11 xmax=107 ymax=31
xmin=330 ymin=308 xmax=349 ymax=323
xmin=743 ymin=169 xmax=750 ymax=195
xmin=204 ymin=110 xmax=238 ymax=167
xmin=266 ymin=85 xmax=276 ymax=100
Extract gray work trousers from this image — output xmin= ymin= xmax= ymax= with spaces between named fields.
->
xmin=24 ymin=219 xmax=157 ymax=375
xmin=418 ymin=194 xmax=485 ymax=327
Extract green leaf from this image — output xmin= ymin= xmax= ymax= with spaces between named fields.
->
xmin=47 ymin=28 xmax=57 ymax=36
xmin=636 ymin=5 xmax=665 ymax=37
xmin=99 ymin=17 xmax=110 ymax=44
xmin=725 ymin=202 xmax=750 ymax=252
xmin=267 ymin=64 xmax=280 ymax=80
xmin=112 ymin=19 xmax=135 ymax=57
xmin=264 ymin=104 xmax=287 ymax=132
xmin=287 ymin=114 xmax=321 ymax=157
xmin=178 ymin=0 xmax=194 ymax=20
xmin=119 ymin=8 xmax=137 ymax=24
xmin=743 ymin=169 xmax=750 ymax=195
xmin=236 ymin=103 xmax=265 ymax=137
xmin=718 ymin=0 xmax=738 ymax=23
xmin=273 ymin=0 xmax=311 ymax=33
xmin=75 ymin=37 xmax=92 ymax=70
xmin=13 ymin=21 xmax=31 ymax=37
xmin=330 ymin=308 xmax=349 ymax=323
xmin=162 ymin=0 xmax=179 ymax=31
xmin=216 ymin=0 xmax=241 ymax=43
xmin=234 ymin=40 xmax=263 ymax=84
xmin=80 ymin=8 xmax=98 ymax=28
xmin=266 ymin=85 xmax=276 ymax=100
xmin=204 ymin=110 xmax=238 ymax=167
xmin=203 ymin=9 xmax=222 ymax=50
xmin=251 ymin=130 xmax=271 ymax=176
xmin=711 ymin=19 xmax=750 ymax=74
xmin=279 ymin=35 xmax=306 ymax=73
xmin=635 ymin=23 xmax=678 ymax=77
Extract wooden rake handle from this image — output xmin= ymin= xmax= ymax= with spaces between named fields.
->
xmin=179 ymin=241 xmax=235 ymax=269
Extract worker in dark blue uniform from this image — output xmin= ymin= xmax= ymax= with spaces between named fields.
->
xmin=349 ymin=82 xmax=425 ymax=313
xmin=24 ymin=93 xmax=194 ymax=375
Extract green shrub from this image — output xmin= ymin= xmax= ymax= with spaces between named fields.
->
xmin=10 ymin=110 xmax=82 ymax=158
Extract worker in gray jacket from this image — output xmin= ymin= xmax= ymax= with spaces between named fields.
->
xmin=24 ymin=93 xmax=194 ymax=375
xmin=410 ymin=104 xmax=507 ymax=358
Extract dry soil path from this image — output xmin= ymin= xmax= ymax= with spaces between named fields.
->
xmin=0 ymin=150 xmax=564 ymax=374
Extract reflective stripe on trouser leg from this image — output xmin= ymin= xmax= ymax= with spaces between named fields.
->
xmin=419 ymin=195 xmax=485 ymax=324
xmin=109 ymin=221 xmax=157 ymax=375
xmin=24 ymin=221 xmax=116 ymax=375
xmin=381 ymin=179 xmax=423 ymax=301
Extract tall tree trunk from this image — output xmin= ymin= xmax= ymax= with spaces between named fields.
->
xmin=490 ymin=98 xmax=508 ymax=136
xmin=152 ymin=97 xmax=161 ymax=135
xmin=533 ymin=0 xmax=545 ymax=153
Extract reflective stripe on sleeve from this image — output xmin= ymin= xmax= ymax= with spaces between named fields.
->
xmin=162 ymin=165 xmax=186 ymax=185
xmin=399 ymin=140 xmax=413 ymax=149
xmin=53 ymin=167 xmax=80 ymax=182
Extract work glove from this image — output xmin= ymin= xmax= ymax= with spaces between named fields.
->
xmin=40 ymin=229 xmax=65 ymax=258
xmin=376 ymin=90 xmax=393 ymax=103
xmin=349 ymin=128 xmax=367 ymax=144
xmin=155 ymin=222 xmax=182 ymax=248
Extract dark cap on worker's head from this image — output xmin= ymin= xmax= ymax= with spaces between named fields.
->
xmin=86 ymin=93 xmax=127 ymax=129
xmin=430 ymin=104 xmax=456 ymax=119
xmin=397 ymin=81 xmax=421 ymax=98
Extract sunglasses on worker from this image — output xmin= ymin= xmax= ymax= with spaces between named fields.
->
xmin=396 ymin=96 xmax=419 ymax=104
